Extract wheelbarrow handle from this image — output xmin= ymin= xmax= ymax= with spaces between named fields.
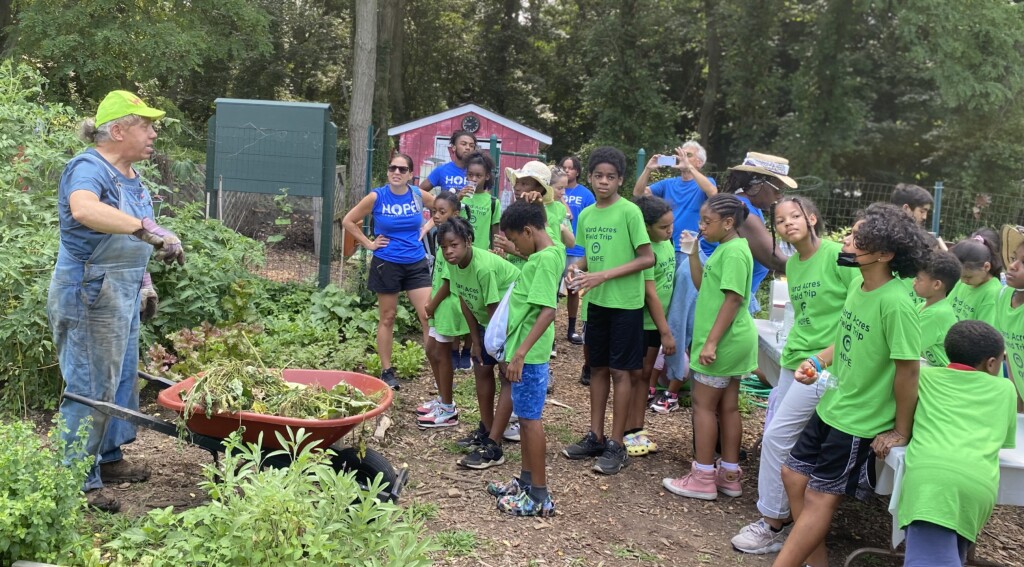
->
xmin=137 ymin=370 xmax=176 ymax=390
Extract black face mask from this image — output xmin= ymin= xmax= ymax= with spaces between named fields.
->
xmin=837 ymin=251 xmax=879 ymax=268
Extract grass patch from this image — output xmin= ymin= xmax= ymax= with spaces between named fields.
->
xmin=441 ymin=439 xmax=466 ymax=455
xmin=612 ymin=544 xmax=662 ymax=563
xmin=545 ymin=423 xmax=578 ymax=445
xmin=435 ymin=529 xmax=478 ymax=557
xmin=407 ymin=501 xmax=439 ymax=522
xmin=453 ymin=375 xmax=483 ymax=424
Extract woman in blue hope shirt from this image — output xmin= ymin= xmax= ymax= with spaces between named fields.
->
xmin=343 ymin=153 xmax=436 ymax=390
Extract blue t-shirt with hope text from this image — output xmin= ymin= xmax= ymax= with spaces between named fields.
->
xmin=564 ymin=183 xmax=596 ymax=257
xmin=371 ymin=185 xmax=426 ymax=264
xmin=649 ymin=175 xmax=718 ymax=257
xmin=427 ymin=161 xmax=467 ymax=193
xmin=702 ymin=195 xmax=769 ymax=298
xmin=58 ymin=148 xmax=148 ymax=262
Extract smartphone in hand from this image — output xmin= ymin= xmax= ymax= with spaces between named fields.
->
xmin=656 ymin=155 xmax=677 ymax=167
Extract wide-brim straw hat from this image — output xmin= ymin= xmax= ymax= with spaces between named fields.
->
xmin=730 ymin=152 xmax=798 ymax=189
xmin=1001 ymin=224 xmax=1024 ymax=270
xmin=505 ymin=161 xmax=553 ymax=202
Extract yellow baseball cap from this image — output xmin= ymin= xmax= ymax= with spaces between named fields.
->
xmin=96 ymin=90 xmax=166 ymax=126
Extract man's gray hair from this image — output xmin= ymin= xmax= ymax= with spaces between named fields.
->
xmin=682 ymin=141 xmax=707 ymax=167
xmin=77 ymin=114 xmax=141 ymax=144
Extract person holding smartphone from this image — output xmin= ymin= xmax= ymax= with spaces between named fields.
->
xmin=633 ymin=141 xmax=717 ymax=410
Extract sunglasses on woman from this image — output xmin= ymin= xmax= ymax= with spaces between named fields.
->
xmin=745 ymin=176 xmax=781 ymax=197
xmin=387 ymin=165 xmax=411 ymax=174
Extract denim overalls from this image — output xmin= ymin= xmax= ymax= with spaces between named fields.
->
xmin=48 ymin=152 xmax=153 ymax=490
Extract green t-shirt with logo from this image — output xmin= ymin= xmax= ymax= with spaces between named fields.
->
xmin=780 ymin=240 xmax=858 ymax=369
xmin=689 ymin=237 xmax=757 ymax=377
xmin=544 ymin=201 xmax=569 ymax=253
xmin=448 ymin=248 xmax=520 ymax=326
xmin=430 ymin=248 xmax=469 ymax=336
xmin=897 ymin=365 xmax=1017 ymax=542
xmin=817 ymin=277 xmax=921 ymax=438
xmin=918 ymin=298 xmax=957 ymax=368
xmin=948 ymin=277 xmax=1002 ymax=325
xmin=462 ymin=192 xmax=500 ymax=249
xmin=505 ymin=245 xmax=562 ymax=364
xmin=577 ymin=197 xmax=651 ymax=310
xmin=505 ymin=252 xmax=526 ymax=270
xmin=642 ymin=239 xmax=675 ymax=331
xmin=993 ymin=288 xmax=1024 ymax=399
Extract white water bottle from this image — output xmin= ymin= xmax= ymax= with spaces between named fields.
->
xmin=816 ymin=369 xmax=838 ymax=391
xmin=781 ymin=302 xmax=795 ymax=342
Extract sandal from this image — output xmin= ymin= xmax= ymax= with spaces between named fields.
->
xmin=624 ymin=433 xmax=649 ymax=457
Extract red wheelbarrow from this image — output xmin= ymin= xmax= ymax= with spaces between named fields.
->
xmin=62 ymin=369 xmax=407 ymax=503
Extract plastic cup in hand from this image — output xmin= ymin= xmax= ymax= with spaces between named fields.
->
xmin=678 ymin=229 xmax=698 ymax=254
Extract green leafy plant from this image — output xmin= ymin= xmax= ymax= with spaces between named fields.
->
xmin=0 ymin=418 xmax=98 ymax=565
xmin=433 ymin=529 xmax=478 ymax=557
xmin=104 ymin=429 xmax=436 ymax=566
xmin=392 ymin=340 xmax=426 ymax=379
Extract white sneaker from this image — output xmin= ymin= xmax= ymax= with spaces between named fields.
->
xmin=503 ymin=422 xmax=521 ymax=442
xmin=731 ymin=518 xmax=788 ymax=555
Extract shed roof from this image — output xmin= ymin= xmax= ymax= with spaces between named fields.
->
xmin=387 ymin=103 xmax=552 ymax=145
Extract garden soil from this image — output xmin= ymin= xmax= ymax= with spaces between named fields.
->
xmin=92 ymin=313 xmax=1024 ymax=566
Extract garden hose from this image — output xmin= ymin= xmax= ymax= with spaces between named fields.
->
xmin=740 ymin=375 xmax=772 ymax=409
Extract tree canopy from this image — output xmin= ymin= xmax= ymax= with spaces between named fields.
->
xmin=4 ymin=0 xmax=1023 ymax=194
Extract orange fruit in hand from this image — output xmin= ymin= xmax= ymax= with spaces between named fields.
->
xmin=803 ymin=367 xmax=817 ymax=378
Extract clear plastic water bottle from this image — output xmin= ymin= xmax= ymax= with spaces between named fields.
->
xmin=562 ymin=212 xmax=572 ymax=229
xmin=781 ymin=302 xmax=795 ymax=342
xmin=816 ymin=369 xmax=838 ymax=391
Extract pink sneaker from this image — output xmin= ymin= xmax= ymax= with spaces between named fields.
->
xmin=662 ymin=463 xmax=717 ymax=500
xmin=716 ymin=464 xmax=743 ymax=497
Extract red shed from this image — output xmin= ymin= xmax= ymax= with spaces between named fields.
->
xmin=388 ymin=103 xmax=552 ymax=203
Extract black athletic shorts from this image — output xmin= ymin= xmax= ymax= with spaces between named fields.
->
xmin=785 ymin=411 xmax=877 ymax=500
xmin=644 ymin=329 xmax=662 ymax=349
xmin=367 ymin=256 xmax=432 ymax=294
xmin=585 ymin=304 xmax=644 ymax=370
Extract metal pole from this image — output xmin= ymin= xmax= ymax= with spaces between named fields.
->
xmin=360 ymin=125 xmax=376 ymax=263
xmin=636 ymin=149 xmax=646 ymax=180
xmin=490 ymin=134 xmax=500 ymax=198
xmin=932 ymin=181 xmax=943 ymax=236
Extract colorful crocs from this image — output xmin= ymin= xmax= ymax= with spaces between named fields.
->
xmin=496 ymin=491 xmax=556 ymax=517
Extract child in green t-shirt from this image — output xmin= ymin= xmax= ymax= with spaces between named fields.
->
xmin=774 ymin=203 xmax=930 ymax=567
xmin=436 ymin=217 xmax=521 ymax=470
xmin=420 ymin=192 xmax=470 ymax=429
xmin=995 ymin=229 xmax=1024 ymax=407
xmin=913 ymin=250 xmax=961 ymax=368
xmin=461 ymin=151 xmax=501 ymax=250
xmin=662 ymin=194 xmax=756 ymax=501
xmin=486 ymin=200 xmax=562 ymax=517
xmin=948 ymin=229 xmax=1004 ymax=325
xmin=898 ymin=320 xmax=1017 ymax=567
xmin=625 ymin=195 xmax=676 ymax=458
xmin=561 ymin=147 xmax=654 ymax=476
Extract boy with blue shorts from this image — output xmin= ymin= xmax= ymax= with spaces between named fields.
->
xmin=774 ymin=204 xmax=930 ymax=567
xmin=486 ymin=200 xmax=562 ymax=517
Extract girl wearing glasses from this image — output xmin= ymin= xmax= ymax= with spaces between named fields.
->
xmin=342 ymin=153 xmax=436 ymax=390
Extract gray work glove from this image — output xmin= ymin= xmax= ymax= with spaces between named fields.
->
xmin=134 ymin=217 xmax=185 ymax=266
xmin=140 ymin=272 xmax=158 ymax=321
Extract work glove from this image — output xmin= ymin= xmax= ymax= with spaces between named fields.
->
xmin=134 ymin=217 xmax=185 ymax=266
xmin=140 ymin=272 xmax=158 ymax=322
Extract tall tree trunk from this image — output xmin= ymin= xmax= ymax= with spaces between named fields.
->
xmin=374 ymin=0 xmax=400 ymax=161
xmin=347 ymin=0 xmax=378 ymax=210
xmin=697 ymin=0 xmax=721 ymax=148
xmin=0 ymin=0 xmax=14 ymax=51
xmin=388 ymin=0 xmax=405 ymax=122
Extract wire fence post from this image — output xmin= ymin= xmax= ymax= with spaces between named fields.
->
xmin=489 ymin=134 xmax=500 ymax=197
xmin=636 ymin=148 xmax=646 ymax=180
xmin=360 ymin=124 xmax=375 ymax=263
xmin=932 ymin=180 xmax=943 ymax=235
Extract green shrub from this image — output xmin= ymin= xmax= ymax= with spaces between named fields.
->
xmin=0 ymin=419 xmax=97 ymax=565
xmin=104 ymin=429 xmax=436 ymax=566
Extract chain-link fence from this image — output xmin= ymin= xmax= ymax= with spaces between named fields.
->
xmin=788 ymin=178 xmax=1024 ymax=239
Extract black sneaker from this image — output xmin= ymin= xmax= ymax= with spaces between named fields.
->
xmin=579 ymin=365 xmax=591 ymax=386
xmin=592 ymin=439 xmax=629 ymax=475
xmin=568 ymin=332 xmax=584 ymax=345
xmin=458 ymin=439 xmax=505 ymax=470
xmin=381 ymin=367 xmax=400 ymax=390
xmin=561 ymin=431 xmax=606 ymax=460
xmin=455 ymin=422 xmax=489 ymax=450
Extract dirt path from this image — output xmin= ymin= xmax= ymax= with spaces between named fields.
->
xmin=108 ymin=312 xmax=1024 ymax=566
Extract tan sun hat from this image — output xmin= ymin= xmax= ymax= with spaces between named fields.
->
xmin=505 ymin=161 xmax=552 ymax=201
xmin=730 ymin=152 xmax=798 ymax=189
xmin=1001 ymin=224 xmax=1024 ymax=270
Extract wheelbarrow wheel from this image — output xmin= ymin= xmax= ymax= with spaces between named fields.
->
xmin=330 ymin=446 xmax=398 ymax=499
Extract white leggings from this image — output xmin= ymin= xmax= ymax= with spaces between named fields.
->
xmin=756 ymin=368 xmax=823 ymax=519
